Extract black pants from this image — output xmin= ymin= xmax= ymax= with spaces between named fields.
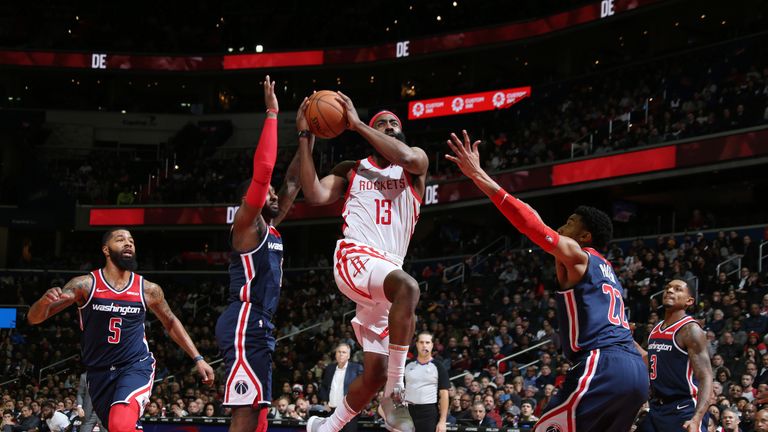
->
xmin=409 ymin=404 xmax=438 ymax=432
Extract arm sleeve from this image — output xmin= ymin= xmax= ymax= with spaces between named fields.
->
xmin=490 ymin=188 xmax=559 ymax=252
xmin=436 ymin=361 xmax=450 ymax=390
xmin=244 ymin=118 xmax=278 ymax=208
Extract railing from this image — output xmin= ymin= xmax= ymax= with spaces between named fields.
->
xmin=192 ymin=295 xmax=212 ymax=318
xmin=715 ymin=255 xmax=743 ymax=279
xmin=570 ymin=133 xmax=593 ymax=158
xmin=442 ymin=236 xmax=511 ymax=286
xmin=503 ymin=359 xmax=540 ymax=378
xmin=39 ymin=354 xmax=80 ymax=382
xmin=760 ymin=241 xmax=768 ymax=273
xmin=0 ymin=377 xmax=20 ymax=387
xmin=154 ymin=309 xmax=354 ymax=384
xmin=495 ymin=339 xmax=552 ymax=368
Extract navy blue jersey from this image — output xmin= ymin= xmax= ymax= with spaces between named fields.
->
xmin=647 ymin=315 xmax=700 ymax=404
xmin=78 ymin=270 xmax=150 ymax=368
xmin=227 ymin=226 xmax=283 ymax=323
xmin=555 ymin=248 xmax=635 ymax=361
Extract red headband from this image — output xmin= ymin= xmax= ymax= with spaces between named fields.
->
xmin=368 ymin=110 xmax=403 ymax=128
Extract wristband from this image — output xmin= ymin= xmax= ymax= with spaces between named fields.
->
xmin=266 ymin=108 xmax=279 ymax=115
xmin=298 ymin=129 xmax=311 ymax=139
xmin=193 ymin=355 xmax=204 ymax=362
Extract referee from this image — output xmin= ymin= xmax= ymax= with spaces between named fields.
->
xmin=404 ymin=331 xmax=450 ymax=432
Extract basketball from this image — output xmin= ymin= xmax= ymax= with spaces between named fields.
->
xmin=304 ymin=90 xmax=347 ymax=139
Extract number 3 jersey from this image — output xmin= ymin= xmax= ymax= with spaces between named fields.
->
xmin=341 ymin=156 xmax=421 ymax=259
xmin=555 ymin=248 xmax=636 ymax=361
xmin=647 ymin=315 xmax=700 ymax=403
xmin=78 ymin=269 xmax=150 ymax=368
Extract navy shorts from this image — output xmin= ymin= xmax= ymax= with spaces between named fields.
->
xmin=639 ymin=400 xmax=708 ymax=432
xmin=87 ymin=354 xmax=155 ymax=429
xmin=216 ymin=302 xmax=275 ymax=407
xmin=535 ymin=347 xmax=649 ymax=432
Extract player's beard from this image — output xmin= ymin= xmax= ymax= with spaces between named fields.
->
xmin=262 ymin=204 xmax=280 ymax=220
xmin=374 ymin=130 xmax=408 ymax=161
xmin=109 ymin=248 xmax=138 ymax=271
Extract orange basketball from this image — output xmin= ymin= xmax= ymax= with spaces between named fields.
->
xmin=304 ymin=91 xmax=347 ymax=139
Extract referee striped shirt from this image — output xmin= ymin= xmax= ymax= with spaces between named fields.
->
xmin=404 ymin=359 xmax=450 ymax=404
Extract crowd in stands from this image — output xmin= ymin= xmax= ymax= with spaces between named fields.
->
xmin=19 ymin=35 xmax=768 ymax=208
xmin=2 ymin=224 xmax=767 ymax=430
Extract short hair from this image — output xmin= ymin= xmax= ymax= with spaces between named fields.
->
xmin=41 ymin=400 xmax=55 ymax=410
xmin=683 ymin=280 xmax=698 ymax=306
xmin=573 ymin=206 xmax=613 ymax=249
xmin=416 ymin=331 xmax=434 ymax=341
xmin=335 ymin=342 xmax=351 ymax=353
xmin=102 ymin=228 xmax=130 ymax=245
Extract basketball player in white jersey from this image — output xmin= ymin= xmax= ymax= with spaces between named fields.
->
xmin=298 ymin=92 xmax=428 ymax=432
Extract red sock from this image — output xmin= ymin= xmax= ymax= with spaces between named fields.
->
xmin=255 ymin=405 xmax=268 ymax=432
xmin=109 ymin=399 xmax=142 ymax=432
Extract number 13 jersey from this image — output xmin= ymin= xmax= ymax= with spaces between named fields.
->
xmin=342 ymin=156 xmax=422 ymax=259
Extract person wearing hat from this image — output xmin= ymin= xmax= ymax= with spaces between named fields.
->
xmin=319 ymin=343 xmax=363 ymax=432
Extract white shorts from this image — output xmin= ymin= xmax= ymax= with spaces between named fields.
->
xmin=333 ymin=239 xmax=403 ymax=355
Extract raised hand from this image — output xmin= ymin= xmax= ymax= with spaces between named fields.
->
xmin=296 ymin=97 xmax=310 ymax=131
xmin=264 ymin=75 xmax=278 ymax=113
xmin=444 ymin=130 xmax=484 ymax=179
xmin=334 ymin=91 xmax=360 ymax=130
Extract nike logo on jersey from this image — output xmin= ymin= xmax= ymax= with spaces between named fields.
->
xmin=95 ymin=288 xmax=109 ymax=293
xmin=676 ymin=404 xmax=690 ymax=410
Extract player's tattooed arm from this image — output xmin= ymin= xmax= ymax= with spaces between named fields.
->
xmin=27 ymin=275 xmax=91 ymax=325
xmin=679 ymin=322 xmax=713 ymax=430
xmin=144 ymin=280 xmax=215 ymax=386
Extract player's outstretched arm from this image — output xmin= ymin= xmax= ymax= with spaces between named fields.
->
xmin=297 ymin=120 xmax=351 ymax=205
xmin=680 ymin=323 xmax=713 ymax=432
xmin=444 ymin=130 xmax=587 ymax=267
xmin=144 ymin=281 xmax=214 ymax=386
xmin=335 ymin=92 xmax=428 ymax=176
xmin=272 ymin=98 xmax=315 ymax=226
xmin=27 ymin=275 xmax=90 ymax=325
xmin=233 ymin=76 xmax=279 ymax=237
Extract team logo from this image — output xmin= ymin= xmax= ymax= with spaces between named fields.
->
xmin=546 ymin=425 xmax=563 ymax=432
xmin=492 ymin=92 xmax=505 ymax=108
xmin=451 ymin=97 xmax=464 ymax=112
xmin=545 ymin=235 xmax=554 ymax=244
xmin=234 ymin=380 xmax=249 ymax=395
xmin=411 ymin=102 xmax=425 ymax=118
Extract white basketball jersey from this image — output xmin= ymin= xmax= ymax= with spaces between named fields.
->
xmin=342 ymin=157 xmax=422 ymax=259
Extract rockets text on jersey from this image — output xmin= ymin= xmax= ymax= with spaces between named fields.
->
xmin=341 ymin=156 xmax=421 ymax=259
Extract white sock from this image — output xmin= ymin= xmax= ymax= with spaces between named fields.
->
xmin=319 ymin=397 xmax=357 ymax=432
xmin=384 ymin=343 xmax=409 ymax=396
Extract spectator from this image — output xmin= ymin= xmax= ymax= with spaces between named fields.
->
xmin=720 ymin=407 xmax=742 ymax=432
xmin=41 ymin=401 xmax=69 ymax=432
xmin=466 ymin=402 xmax=496 ymax=427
